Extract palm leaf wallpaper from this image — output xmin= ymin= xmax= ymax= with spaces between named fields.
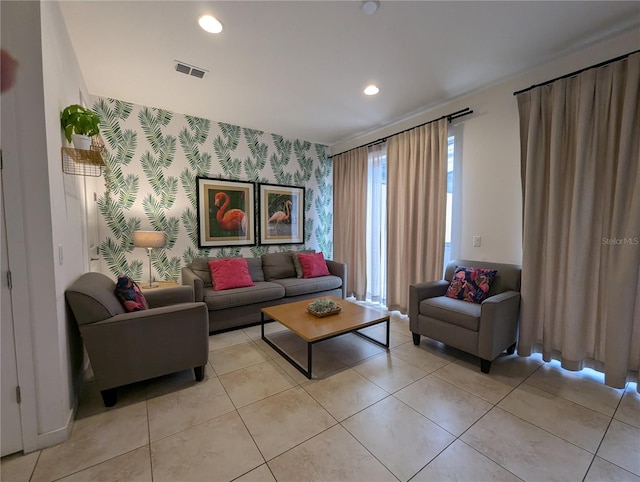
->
xmin=92 ymin=97 xmax=333 ymax=282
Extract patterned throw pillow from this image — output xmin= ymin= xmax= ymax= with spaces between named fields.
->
xmin=209 ymin=258 xmax=255 ymax=291
xmin=114 ymin=275 xmax=149 ymax=312
xmin=445 ymin=267 xmax=498 ymax=303
xmin=297 ymin=252 xmax=330 ymax=279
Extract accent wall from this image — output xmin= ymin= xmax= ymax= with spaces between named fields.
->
xmin=90 ymin=97 xmax=333 ymax=282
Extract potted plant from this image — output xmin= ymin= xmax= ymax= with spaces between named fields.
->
xmin=60 ymin=104 xmax=100 ymax=150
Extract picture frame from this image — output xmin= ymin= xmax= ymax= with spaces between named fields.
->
xmin=259 ymin=183 xmax=305 ymax=245
xmin=196 ymin=177 xmax=255 ymax=247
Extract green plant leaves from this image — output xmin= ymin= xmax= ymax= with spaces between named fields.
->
xmin=60 ymin=104 xmax=101 ymax=142
xmin=94 ymin=97 xmax=334 ymax=279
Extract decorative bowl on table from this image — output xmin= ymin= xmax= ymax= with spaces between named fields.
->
xmin=307 ymin=298 xmax=342 ymax=318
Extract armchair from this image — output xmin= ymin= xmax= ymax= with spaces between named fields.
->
xmin=65 ymin=272 xmax=209 ymax=406
xmin=409 ymin=259 xmax=521 ymax=373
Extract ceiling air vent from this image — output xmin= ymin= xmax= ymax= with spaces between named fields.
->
xmin=174 ymin=61 xmax=208 ymax=79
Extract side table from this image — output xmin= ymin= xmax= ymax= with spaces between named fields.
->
xmin=139 ymin=281 xmax=179 ymax=291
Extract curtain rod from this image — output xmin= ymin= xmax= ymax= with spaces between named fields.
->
xmin=330 ymin=107 xmax=473 ymax=159
xmin=513 ymin=49 xmax=639 ymax=96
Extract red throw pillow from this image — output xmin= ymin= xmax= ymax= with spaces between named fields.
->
xmin=209 ymin=258 xmax=255 ymax=291
xmin=297 ymin=252 xmax=330 ymax=279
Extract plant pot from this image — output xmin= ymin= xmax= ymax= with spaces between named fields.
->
xmin=72 ymin=134 xmax=91 ymax=150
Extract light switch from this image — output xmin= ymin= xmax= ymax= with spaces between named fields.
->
xmin=58 ymin=244 xmax=63 ymax=265
xmin=473 ymin=236 xmax=481 ymax=247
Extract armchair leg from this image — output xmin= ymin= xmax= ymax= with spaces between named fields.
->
xmin=480 ymin=359 xmax=492 ymax=374
xmin=194 ymin=365 xmax=206 ymax=381
xmin=100 ymin=388 xmax=117 ymax=407
xmin=412 ymin=333 xmax=420 ymax=345
xmin=506 ymin=342 xmax=517 ymax=355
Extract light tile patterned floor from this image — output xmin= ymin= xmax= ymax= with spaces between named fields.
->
xmin=2 ymin=310 xmax=639 ymax=482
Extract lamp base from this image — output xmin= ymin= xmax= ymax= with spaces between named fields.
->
xmin=140 ymin=282 xmax=159 ymax=289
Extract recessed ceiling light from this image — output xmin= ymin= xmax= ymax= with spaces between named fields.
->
xmin=362 ymin=0 xmax=379 ymax=15
xmin=198 ymin=14 xmax=223 ymax=34
xmin=364 ymin=84 xmax=380 ymax=96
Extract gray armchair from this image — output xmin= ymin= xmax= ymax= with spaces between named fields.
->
xmin=65 ymin=272 xmax=209 ymax=406
xmin=409 ymin=259 xmax=521 ymax=373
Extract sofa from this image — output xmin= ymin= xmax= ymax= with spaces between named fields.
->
xmin=409 ymin=259 xmax=521 ymax=373
xmin=182 ymin=251 xmax=347 ymax=333
xmin=65 ymin=272 xmax=209 ymax=406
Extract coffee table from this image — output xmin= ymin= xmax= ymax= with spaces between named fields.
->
xmin=261 ymin=296 xmax=390 ymax=379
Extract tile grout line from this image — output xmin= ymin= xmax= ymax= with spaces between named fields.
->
xmin=581 ymin=389 xmax=635 ymax=481
xmin=146 ymin=397 xmax=154 ymax=482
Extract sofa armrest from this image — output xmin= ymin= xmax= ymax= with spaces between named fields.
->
xmin=145 ymin=286 xmax=194 ymax=308
xmin=182 ymin=267 xmax=204 ymax=302
xmin=326 ymin=260 xmax=347 ymax=299
xmin=79 ymin=302 xmax=209 ymax=390
xmin=478 ymin=290 xmax=521 ymax=360
xmin=409 ymin=280 xmax=450 ymax=327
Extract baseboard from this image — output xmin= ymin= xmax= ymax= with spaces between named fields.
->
xmin=22 ymin=405 xmax=76 ymax=453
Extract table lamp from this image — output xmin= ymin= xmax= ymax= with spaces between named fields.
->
xmin=133 ymin=230 xmax=166 ymax=288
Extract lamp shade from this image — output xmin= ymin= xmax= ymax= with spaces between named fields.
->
xmin=133 ymin=231 xmax=166 ymax=248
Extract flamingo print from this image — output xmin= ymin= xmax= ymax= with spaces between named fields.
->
xmin=268 ymin=200 xmax=292 ymax=232
xmin=214 ymin=192 xmax=247 ymax=234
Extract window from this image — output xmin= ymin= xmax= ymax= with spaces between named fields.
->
xmin=444 ymin=130 xmax=461 ymax=270
xmin=366 ymin=143 xmax=387 ymax=304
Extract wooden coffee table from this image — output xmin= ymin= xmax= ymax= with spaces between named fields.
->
xmin=261 ymin=296 xmax=390 ymax=379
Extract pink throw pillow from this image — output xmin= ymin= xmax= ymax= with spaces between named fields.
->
xmin=445 ymin=266 xmax=497 ymax=303
xmin=209 ymin=258 xmax=255 ymax=291
xmin=297 ymin=252 xmax=330 ymax=279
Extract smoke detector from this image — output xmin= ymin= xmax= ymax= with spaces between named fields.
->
xmin=175 ymin=61 xmax=208 ymax=79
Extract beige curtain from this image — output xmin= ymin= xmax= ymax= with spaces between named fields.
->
xmin=517 ymin=52 xmax=640 ymax=389
xmin=387 ymin=119 xmax=448 ymax=312
xmin=333 ymin=147 xmax=368 ymax=299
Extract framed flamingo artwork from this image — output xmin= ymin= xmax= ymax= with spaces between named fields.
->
xmin=196 ymin=177 xmax=256 ymax=247
xmin=259 ymin=183 xmax=305 ymax=245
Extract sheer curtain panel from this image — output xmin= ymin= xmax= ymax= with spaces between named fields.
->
xmin=366 ymin=143 xmax=387 ymax=304
xmin=386 ymin=119 xmax=448 ymax=313
xmin=333 ymin=147 xmax=368 ymax=299
xmin=517 ymin=52 xmax=640 ymax=389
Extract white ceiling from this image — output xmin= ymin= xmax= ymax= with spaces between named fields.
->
xmin=59 ymin=1 xmax=640 ymax=146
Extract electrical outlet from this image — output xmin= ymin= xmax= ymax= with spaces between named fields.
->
xmin=473 ymin=236 xmax=481 ymax=247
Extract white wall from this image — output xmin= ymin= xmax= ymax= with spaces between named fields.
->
xmin=331 ymin=28 xmax=640 ymax=265
xmin=1 ymin=0 xmax=89 ymax=452
xmin=41 ymin=0 xmax=93 ymax=411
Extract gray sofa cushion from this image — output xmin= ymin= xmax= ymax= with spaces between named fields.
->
xmin=246 ymin=257 xmax=265 ymax=282
xmin=190 ymin=258 xmax=213 ymax=287
xmin=271 ymin=275 xmax=343 ymax=297
xmin=421 ymin=296 xmax=481 ymax=331
xmin=262 ymin=252 xmax=296 ymax=280
xmin=203 ymin=281 xmax=285 ymax=310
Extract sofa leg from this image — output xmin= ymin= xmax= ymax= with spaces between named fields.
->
xmin=480 ymin=359 xmax=492 ymax=374
xmin=412 ymin=333 xmax=420 ymax=345
xmin=506 ymin=342 xmax=517 ymax=355
xmin=194 ymin=365 xmax=206 ymax=381
xmin=100 ymin=388 xmax=117 ymax=407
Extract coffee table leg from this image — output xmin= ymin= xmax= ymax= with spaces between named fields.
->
xmin=261 ymin=325 xmax=313 ymax=379
xmin=386 ymin=318 xmax=390 ymax=348
xmin=261 ymin=312 xmax=264 ymax=339
xmin=353 ymin=317 xmax=390 ymax=349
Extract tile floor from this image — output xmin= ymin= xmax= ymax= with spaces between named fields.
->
xmin=2 ymin=310 xmax=639 ymax=482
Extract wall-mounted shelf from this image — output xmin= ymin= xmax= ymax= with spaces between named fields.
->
xmin=61 ymin=147 xmax=105 ymax=177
